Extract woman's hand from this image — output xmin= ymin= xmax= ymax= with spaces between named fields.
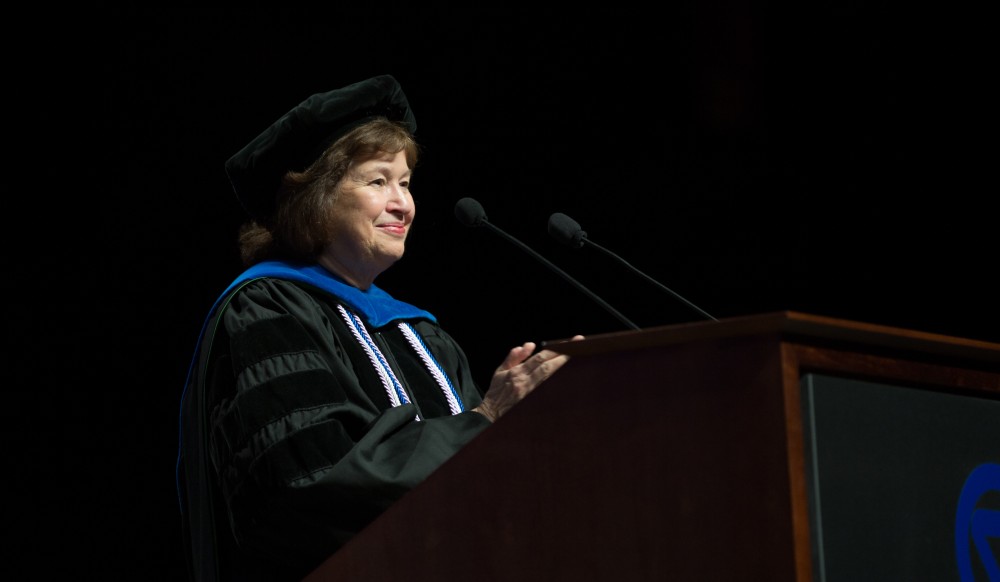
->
xmin=473 ymin=335 xmax=584 ymax=422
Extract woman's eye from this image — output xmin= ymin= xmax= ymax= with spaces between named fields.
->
xmin=370 ymin=178 xmax=386 ymax=187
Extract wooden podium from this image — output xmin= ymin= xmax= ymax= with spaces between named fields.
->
xmin=304 ymin=311 xmax=1000 ymax=581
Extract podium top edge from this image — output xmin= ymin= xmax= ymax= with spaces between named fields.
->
xmin=543 ymin=310 xmax=1000 ymax=366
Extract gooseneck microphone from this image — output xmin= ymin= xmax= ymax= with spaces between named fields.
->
xmin=548 ymin=212 xmax=717 ymax=321
xmin=455 ymin=198 xmax=640 ymax=331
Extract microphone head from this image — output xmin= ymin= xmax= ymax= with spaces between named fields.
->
xmin=548 ymin=212 xmax=587 ymax=248
xmin=454 ymin=197 xmax=487 ymax=227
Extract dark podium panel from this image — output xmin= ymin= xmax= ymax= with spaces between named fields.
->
xmin=304 ymin=311 xmax=1000 ymax=582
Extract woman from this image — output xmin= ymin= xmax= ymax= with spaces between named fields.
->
xmin=176 ymin=75 xmax=577 ymax=581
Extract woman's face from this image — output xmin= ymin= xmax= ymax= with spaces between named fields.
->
xmin=319 ymin=149 xmax=414 ymax=288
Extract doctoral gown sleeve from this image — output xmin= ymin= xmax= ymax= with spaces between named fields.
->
xmin=205 ymin=278 xmax=490 ymax=577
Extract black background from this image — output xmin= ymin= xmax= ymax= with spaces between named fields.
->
xmin=15 ymin=3 xmax=996 ymax=579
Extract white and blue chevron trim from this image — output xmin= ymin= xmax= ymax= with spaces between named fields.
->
xmin=337 ymin=305 xmax=411 ymax=409
xmin=337 ymin=305 xmax=464 ymax=417
xmin=399 ymin=322 xmax=464 ymax=415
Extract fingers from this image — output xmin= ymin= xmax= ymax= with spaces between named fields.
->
xmin=497 ymin=345 xmax=570 ymax=389
xmin=523 ymin=350 xmax=571 ymax=383
xmin=477 ymin=337 xmax=581 ymax=423
xmin=498 ymin=336 xmax=582 ymax=377
xmin=496 ymin=342 xmax=537 ymax=373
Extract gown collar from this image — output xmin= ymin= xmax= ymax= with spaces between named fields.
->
xmin=224 ymin=260 xmax=436 ymax=327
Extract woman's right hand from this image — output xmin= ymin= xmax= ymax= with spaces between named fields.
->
xmin=472 ymin=336 xmax=583 ymax=422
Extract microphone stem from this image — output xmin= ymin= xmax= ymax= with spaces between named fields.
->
xmin=483 ymin=222 xmax=641 ymax=330
xmin=584 ymin=239 xmax=718 ymax=322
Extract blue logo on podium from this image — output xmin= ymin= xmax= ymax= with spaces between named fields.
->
xmin=956 ymin=462 xmax=1000 ymax=581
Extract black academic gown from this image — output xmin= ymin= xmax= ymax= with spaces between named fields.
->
xmin=177 ymin=261 xmax=490 ymax=582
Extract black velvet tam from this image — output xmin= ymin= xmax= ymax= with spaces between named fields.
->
xmin=224 ymin=74 xmax=417 ymax=220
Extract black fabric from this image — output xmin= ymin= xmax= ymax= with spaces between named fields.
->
xmin=224 ymin=75 xmax=417 ymax=220
xmin=178 ymin=277 xmax=490 ymax=582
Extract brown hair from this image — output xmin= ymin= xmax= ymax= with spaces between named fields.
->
xmin=237 ymin=117 xmax=419 ymax=266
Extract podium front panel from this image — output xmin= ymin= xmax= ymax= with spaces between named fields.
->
xmin=801 ymin=373 xmax=1000 ymax=581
